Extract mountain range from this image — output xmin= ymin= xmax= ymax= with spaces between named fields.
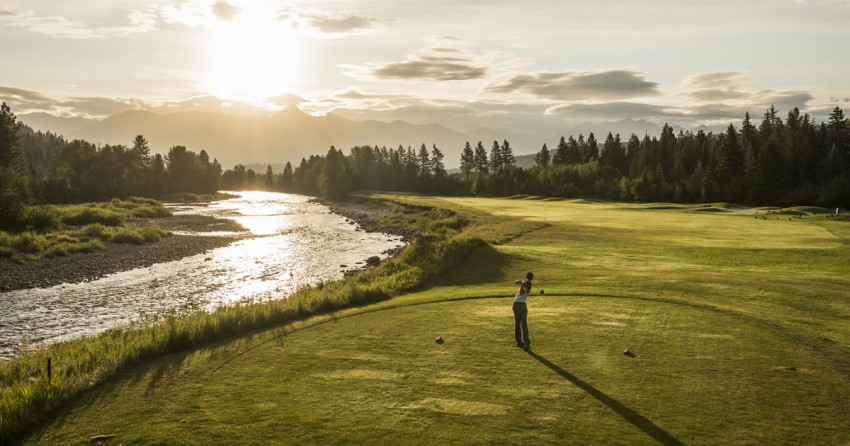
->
xmin=19 ymin=110 xmax=722 ymax=170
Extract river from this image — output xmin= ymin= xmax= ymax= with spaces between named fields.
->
xmin=0 ymin=191 xmax=405 ymax=360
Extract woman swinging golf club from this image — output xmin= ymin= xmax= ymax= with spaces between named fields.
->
xmin=513 ymin=272 xmax=535 ymax=350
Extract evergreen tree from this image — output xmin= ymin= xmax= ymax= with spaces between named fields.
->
xmin=0 ymin=102 xmax=19 ymax=168
xmin=132 ymin=134 xmax=151 ymax=166
xmin=535 ymin=143 xmax=551 ymax=167
xmin=500 ymin=139 xmax=515 ymax=166
xmin=473 ymin=141 xmax=489 ymax=174
xmin=566 ymin=136 xmax=581 ymax=164
xmin=827 ymin=106 xmax=849 ymax=160
xmin=418 ymin=144 xmax=431 ymax=178
xmin=600 ymin=132 xmax=626 ymax=176
xmin=281 ymin=161 xmax=294 ymax=190
xmin=265 ymin=165 xmax=274 ymax=190
xmin=460 ymin=141 xmax=475 ymax=181
xmin=431 ymin=144 xmax=446 ymax=178
xmin=552 ymin=137 xmax=568 ymax=165
xmin=489 ymin=140 xmax=503 ymax=170
xmin=320 ymin=146 xmax=350 ymax=200
xmin=584 ymin=132 xmax=599 ymax=161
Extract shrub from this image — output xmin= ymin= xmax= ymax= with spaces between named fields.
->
xmin=11 ymin=232 xmax=48 ymax=253
xmin=76 ymin=223 xmax=112 ymax=240
xmin=109 ymin=227 xmax=145 ymax=244
xmin=24 ymin=206 xmax=61 ymax=232
xmin=137 ymin=225 xmax=170 ymax=242
xmin=60 ymin=206 xmax=124 ymax=227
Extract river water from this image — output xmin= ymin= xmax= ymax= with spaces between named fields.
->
xmin=0 ymin=191 xmax=405 ymax=360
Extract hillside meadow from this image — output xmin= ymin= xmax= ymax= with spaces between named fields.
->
xmin=17 ymin=195 xmax=850 ymax=445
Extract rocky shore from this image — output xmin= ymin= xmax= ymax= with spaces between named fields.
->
xmin=0 ymin=215 xmax=248 ymax=293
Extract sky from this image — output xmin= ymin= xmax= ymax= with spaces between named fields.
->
xmin=2 ymin=0 xmax=849 ymax=137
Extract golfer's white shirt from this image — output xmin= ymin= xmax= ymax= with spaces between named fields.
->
xmin=514 ymin=279 xmax=530 ymax=303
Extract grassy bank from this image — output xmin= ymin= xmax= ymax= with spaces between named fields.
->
xmin=9 ymin=195 xmax=850 ymax=444
xmin=0 ymin=201 xmax=480 ymax=443
xmin=0 ymin=198 xmax=171 ymax=262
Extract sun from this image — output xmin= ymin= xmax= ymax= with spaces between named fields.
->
xmin=206 ymin=11 xmax=300 ymax=104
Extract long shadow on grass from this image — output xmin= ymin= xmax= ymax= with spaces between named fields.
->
xmin=527 ymin=350 xmax=684 ymax=446
xmin=432 ymin=243 xmax=513 ymax=287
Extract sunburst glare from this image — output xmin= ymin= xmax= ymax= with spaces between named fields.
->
xmin=206 ymin=9 xmax=300 ymax=104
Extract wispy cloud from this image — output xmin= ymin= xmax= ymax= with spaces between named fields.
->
xmin=0 ymin=4 xmax=156 ymax=38
xmin=349 ymin=42 xmax=488 ymax=82
xmin=545 ymin=102 xmax=677 ymax=119
xmin=0 ymin=86 xmax=151 ymax=118
xmin=485 ymin=70 xmax=661 ymax=101
xmin=680 ymin=71 xmax=814 ymax=116
xmin=287 ymin=10 xmax=376 ymax=35
xmin=0 ymin=86 xmax=55 ymax=109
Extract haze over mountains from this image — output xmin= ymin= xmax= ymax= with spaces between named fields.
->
xmin=19 ymin=107 xmax=707 ymax=169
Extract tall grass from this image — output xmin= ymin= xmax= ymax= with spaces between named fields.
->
xmin=0 ymin=199 xmax=482 ymax=442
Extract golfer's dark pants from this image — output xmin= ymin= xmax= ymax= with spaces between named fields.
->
xmin=513 ymin=302 xmax=529 ymax=345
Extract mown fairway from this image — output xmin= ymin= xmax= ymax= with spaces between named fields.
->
xmin=23 ymin=196 xmax=850 ymax=445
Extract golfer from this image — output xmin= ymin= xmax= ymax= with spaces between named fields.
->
xmin=513 ymin=272 xmax=534 ymax=350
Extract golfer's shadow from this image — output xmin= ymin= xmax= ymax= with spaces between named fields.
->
xmin=526 ymin=350 xmax=685 ymax=446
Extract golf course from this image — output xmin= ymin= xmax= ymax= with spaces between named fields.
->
xmin=18 ymin=195 xmax=850 ymax=445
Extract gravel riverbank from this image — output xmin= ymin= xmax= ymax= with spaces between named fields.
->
xmin=0 ymin=215 xmax=247 ymax=293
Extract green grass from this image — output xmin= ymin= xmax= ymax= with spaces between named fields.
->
xmin=10 ymin=195 xmax=850 ymax=445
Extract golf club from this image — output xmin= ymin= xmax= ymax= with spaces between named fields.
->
xmin=533 ymin=284 xmax=544 ymax=295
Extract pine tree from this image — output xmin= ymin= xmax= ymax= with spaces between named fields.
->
xmin=418 ymin=144 xmax=431 ymax=177
xmin=320 ymin=146 xmax=350 ymax=200
xmin=489 ymin=140 xmax=503 ymax=170
xmin=500 ymin=139 xmax=515 ymax=166
xmin=431 ymin=144 xmax=446 ymax=178
xmin=460 ymin=141 xmax=475 ymax=181
xmin=0 ymin=102 xmax=19 ymax=168
xmin=827 ymin=106 xmax=849 ymax=161
xmin=585 ymin=132 xmax=599 ymax=161
xmin=566 ymin=136 xmax=581 ymax=164
xmin=535 ymin=143 xmax=550 ymax=167
xmin=553 ymin=136 xmax=568 ymax=165
xmin=281 ymin=161 xmax=294 ymax=190
xmin=132 ymin=134 xmax=151 ymax=166
xmin=473 ymin=141 xmax=489 ymax=174
xmin=600 ymin=132 xmax=626 ymax=175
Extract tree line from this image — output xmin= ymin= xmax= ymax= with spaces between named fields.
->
xmin=226 ymin=105 xmax=847 ymax=208
xmin=2 ymin=101 xmax=848 ymax=231
xmin=1 ymin=103 xmax=222 ymax=229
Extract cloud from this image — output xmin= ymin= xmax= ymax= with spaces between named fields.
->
xmin=57 ymin=97 xmax=149 ymax=117
xmin=545 ymin=102 xmax=678 ymax=119
xmin=485 ymin=70 xmax=661 ymax=101
xmin=353 ymin=44 xmax=488 ymax=82
xmin=372 ymin=57 xmax=487 ymax=81
xmin=211 ymin=1 xmax=240 ymax=21
xmin=0 ymin=5 xmax=157 ymax=38
xmin=300 ymin=12 xmax=374 ymax=34
xmin=683 ymin=71 xmax=747 ymax=89
xmin=265 ymin=93 xmax=308 ymax=108
xmin=0 ymin=87 xmax=152 ymax=118
xmin=279 ymin=7 xmax=376 ymax=37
